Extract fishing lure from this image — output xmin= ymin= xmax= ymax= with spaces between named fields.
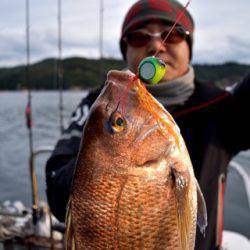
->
xmin=138 ymin=56 xmax=166 ymax=85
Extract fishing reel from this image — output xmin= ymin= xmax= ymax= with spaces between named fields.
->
xmin=138 ymin=56 xmax=166 ymax=85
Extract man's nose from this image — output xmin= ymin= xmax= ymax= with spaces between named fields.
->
xmin=147 ymin=37 xmax=166 ymax=55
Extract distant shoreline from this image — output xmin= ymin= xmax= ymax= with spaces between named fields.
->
xmin=0 ymin=57 xmax=249 ymax=90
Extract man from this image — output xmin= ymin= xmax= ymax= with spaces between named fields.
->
xmin=46 ymin=0 xmax=250 ymax=249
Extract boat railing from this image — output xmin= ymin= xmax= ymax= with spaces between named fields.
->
xmin=228 ymin=161 xmax=250 ymax=209
xmin=29 ymin=145 xmax=66 ymax=236
xmin=0 ymin=145 xmax=65 ymax=248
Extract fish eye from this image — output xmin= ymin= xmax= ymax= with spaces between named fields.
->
xmin=110 ymin=112 xmax=126 ymax=133
xmin=116 ymin=117 xmax=124 ymax=126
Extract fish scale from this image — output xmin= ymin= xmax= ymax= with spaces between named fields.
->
xmin=71 ymin=171 xmax=187 ymax=249
xmin=66 ymin=70 xmax=207 ymax=250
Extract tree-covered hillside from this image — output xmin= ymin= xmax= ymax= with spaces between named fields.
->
xmin=0 ymin=57 xmax=249 ymax=90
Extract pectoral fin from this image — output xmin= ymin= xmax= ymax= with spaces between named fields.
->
xmin=171 ymin=167 xmax=191 ymax=250
xmin=196 ymin=180 xmax=207 ymax=236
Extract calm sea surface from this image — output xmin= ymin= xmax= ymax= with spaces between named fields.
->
xmin=0 ymin=91 xmax=249 ymax=238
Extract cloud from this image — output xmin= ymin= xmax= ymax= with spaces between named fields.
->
xmin=0 ymin=0 xmax=250 ymax=67
xmin=227 ymin=36 xmax=250 ymax=63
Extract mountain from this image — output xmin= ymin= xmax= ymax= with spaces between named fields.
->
xmin=0 ymin=57 xmax=249 ymax=90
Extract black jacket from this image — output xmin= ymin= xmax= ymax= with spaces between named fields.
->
xmin=46 ymin=74 xmax=250 ymax=250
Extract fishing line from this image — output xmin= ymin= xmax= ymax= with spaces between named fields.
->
xmin=153 ymin=0 xmax=192 ymax=58
xmin=120 ymin=75 xmax=138 ymax=115
xmin=25 ymin=0 xmax=33 ymax=145
xmin=114 ymin=0 xmax=192 ymax=145
xmin=118 ymin=0 xmax=192 ymax=113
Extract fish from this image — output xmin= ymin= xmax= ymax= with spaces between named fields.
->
xmin=65 ymin=70 xmax=207 ymax=250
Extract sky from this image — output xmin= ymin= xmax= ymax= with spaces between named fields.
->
xmin=0 ymin=0 xmax=250 ymax=67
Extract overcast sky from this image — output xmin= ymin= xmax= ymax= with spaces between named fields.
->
xmin=0 ymin=0 xmax=250 ymax=67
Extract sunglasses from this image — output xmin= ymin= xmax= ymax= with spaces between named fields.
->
xmin=123 ymin=28 xmax=190 ymax=48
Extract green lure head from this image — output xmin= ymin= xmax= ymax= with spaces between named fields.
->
xmin=138 ymin=56 xmax=166 ymax=85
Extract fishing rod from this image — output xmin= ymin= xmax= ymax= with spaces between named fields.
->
xmin=24 ymin=1 xmax=64 ymax=238
xmin=25 ymin=0 xmax=39 ymax=225
xmin=99 ymin=0 xmax=104 ymax=83
xmin=25 ymin=0 xmax=65 ymax=226
xmin=57 ymin=0 xmax=64 ymax=134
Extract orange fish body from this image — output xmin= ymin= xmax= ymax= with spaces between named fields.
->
xmin=66 ymin=70 xmax=207 ymax=250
